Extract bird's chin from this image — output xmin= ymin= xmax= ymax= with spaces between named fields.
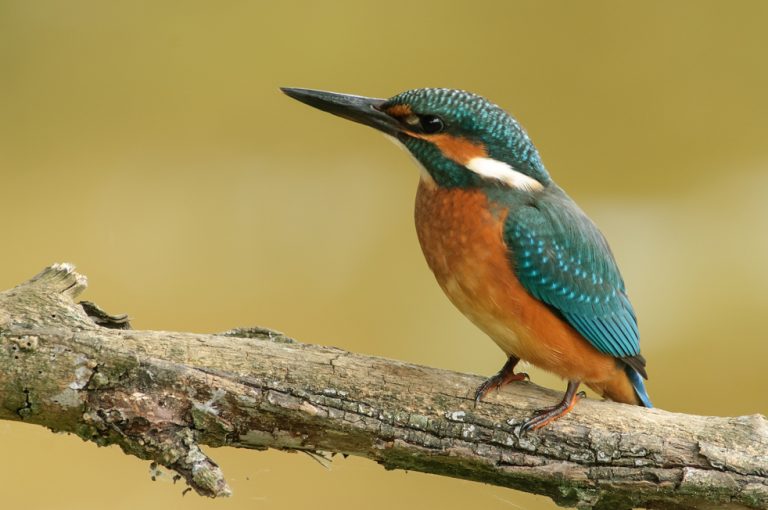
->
xmin=382 ymin=133 xmax=409 ymax=152
xmin=382 ymin=134 xmax=436 ymax=186
xmin=395 ymin=132 xmax=412 ymax=143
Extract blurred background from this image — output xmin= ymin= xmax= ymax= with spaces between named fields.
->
xmin=1 ymin=1 xmax=767 ymax=509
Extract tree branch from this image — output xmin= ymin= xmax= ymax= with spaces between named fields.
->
xmin=0 ymin=264 xmax=766 ymax=509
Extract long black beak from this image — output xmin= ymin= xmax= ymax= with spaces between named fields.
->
xmin=281 ymin=87 xmax=401 ymax=136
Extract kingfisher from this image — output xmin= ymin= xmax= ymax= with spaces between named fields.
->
xmin=281 ymin=87 xmax=652 ymax=431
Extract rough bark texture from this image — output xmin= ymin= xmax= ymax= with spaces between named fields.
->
xmin=0 ymin=264 xmax=766 ymax=509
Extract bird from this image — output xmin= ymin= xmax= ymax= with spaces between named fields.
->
xmin=281 ymin=86 xmax=652 ymax=432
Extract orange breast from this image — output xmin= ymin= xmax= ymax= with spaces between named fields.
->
xmin=414 ymin=179 xmax=631 ymax=391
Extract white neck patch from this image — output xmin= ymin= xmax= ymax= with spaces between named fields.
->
xmin=465 ymin=157 xmax=543 ymax=191
xmin=384 ymin=135 xmax=541 ymax=191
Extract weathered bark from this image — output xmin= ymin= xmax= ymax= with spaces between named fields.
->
xmin=0 ymin=264 xmax=766 ymax=509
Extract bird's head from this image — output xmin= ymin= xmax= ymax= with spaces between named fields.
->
xmin=282 ymin=87 xmax=550 ymax=191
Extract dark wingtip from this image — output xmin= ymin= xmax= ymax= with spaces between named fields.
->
xmin=623 ymin=354 xmax=648 ymax=379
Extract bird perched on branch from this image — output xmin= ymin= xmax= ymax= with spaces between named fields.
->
xmin=282 ymin=87 xmax=652 ymax=432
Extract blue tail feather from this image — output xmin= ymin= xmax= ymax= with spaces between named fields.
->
xmin=625 ymin=365 xmax=653 ymax=408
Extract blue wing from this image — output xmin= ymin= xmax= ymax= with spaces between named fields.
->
xmin=503 ymin=190 xmax=641 ymax=360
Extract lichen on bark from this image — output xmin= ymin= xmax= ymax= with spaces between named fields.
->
xmin=0 ymin=264 xmax=766 ymax=509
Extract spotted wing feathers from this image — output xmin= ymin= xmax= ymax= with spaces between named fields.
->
xmin=504 ymin=201 xmax=642 ymax=362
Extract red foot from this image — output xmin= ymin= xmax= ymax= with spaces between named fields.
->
xmin=519 ymin=382 xmax=584 ymax=434
xmin=474 ymin=356 xmax=529 ymax=405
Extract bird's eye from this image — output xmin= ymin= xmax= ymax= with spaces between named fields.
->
xmin=419 ymin=115 xmax=445 ymax=134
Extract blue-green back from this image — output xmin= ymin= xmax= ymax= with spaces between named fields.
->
xmin=497 ymin=185 xmax=641 ymax=360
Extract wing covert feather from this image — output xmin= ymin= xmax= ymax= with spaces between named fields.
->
xmin=503 ymin=201 xmax=640 ymax=359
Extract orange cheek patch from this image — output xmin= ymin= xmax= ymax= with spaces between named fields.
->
xmin=386 ymin=104 xmax=413 ymax=116
xmin=414 ymin=134 xmax=487 ymax=165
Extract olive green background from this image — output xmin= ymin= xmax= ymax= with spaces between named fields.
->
xmin=1 ymin=1 xmax=766 ymax=509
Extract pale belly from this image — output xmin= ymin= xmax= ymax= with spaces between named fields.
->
xmin=438 ymin=272 xmax=528 ymax=356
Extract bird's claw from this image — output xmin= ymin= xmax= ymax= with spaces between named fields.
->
xmin=516 ymin=387 xmax=585 ymax=434
xmin=474 ymin=357 xmax=530 ymax=407
xmin=473 ymin=371 xmax=530 ymax=407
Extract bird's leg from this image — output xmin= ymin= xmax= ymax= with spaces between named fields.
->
xmin=519 ymin=380 xmax=584 ymax=433
xmin=474 ymin=355 xmax=529 ymax=405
